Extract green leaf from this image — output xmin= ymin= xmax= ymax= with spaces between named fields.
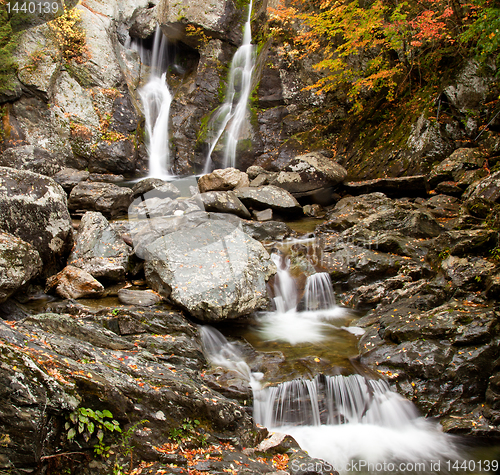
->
xmin=87 ymin=421 xmax=95 ymax=435
xmin=67 ymin=428 xmax=76 ymax=440
xmin=101 ymin=409 xmax=113 ymax=419
xmin=97 ymin=429 xmax=104 ymax=441
xmin=78 ymin=422 xmax=84 ymax=433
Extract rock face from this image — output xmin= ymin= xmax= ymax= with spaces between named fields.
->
xmin=68 ymin=211 xmax=130 ymax=282
xmin=68 ymin=182 xmax=133 ymax=217
xmin=0 ymin=167 xmax=73 ymax=276
xmin=199 ymin=191 xmax=251 ymax=218
xmin=143 ymin=218 xmax=276 ymax=321
xmin=45 ymin=265 xmax=105 ymax=299
xmin=0 ymin=233 xmax=42 ymax=303
xmin=0 ymin=307 xmax=258 ymax=471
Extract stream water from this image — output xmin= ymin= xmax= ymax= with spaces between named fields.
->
xmin=200 ymin=250 xmax=499 ymax=474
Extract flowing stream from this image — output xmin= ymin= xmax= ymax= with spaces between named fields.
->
xmin=204 ymin=0 xmax=255 ymax=173
xmin=199 ymin=250 xmax=469 ymax=474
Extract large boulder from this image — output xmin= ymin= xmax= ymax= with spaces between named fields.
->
xmin=0 ymin=145 xmax=64 ymax=177
xmin=68 ymin=182 xmax=133 ymax=217
xmin=199 ymin=191 xmax=251 ymax=219
xmin=235 ymin=185 xmax=303 ymax=214
xmin=0 ymin=233 xmax=42 ymax=303
xmin=0 ymin=167 xmax=73 ymax=276
xmin=143 ymin=219 xmax=276 ymax=322
xmin=270 ymin=152 xmax=347 ymax=195
xmin=68 ymin=211 xmax=130 ymax=282
xmin=198 ymin=168 xmax=250 ymax=193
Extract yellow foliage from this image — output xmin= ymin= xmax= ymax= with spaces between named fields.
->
xmin=49 ymin=4 xmax=87 ymax=63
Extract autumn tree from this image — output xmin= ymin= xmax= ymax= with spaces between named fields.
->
xmin=269 ymin=0 xmax=498 ymax=113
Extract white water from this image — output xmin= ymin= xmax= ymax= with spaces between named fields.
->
xmin=257 ymin=253 xmax=346 ymax=344
xmin=135 ymin=25 xmax=173 ymax=178
xmin=199 ymin=325 xmax=262 ymax=391
xmin=200 ymin=326 xmax=462 ymax=474
xmin=204 ymin=0 xmax=255 ymax=173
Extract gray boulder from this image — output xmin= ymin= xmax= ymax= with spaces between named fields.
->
xmin=53 ymin=168 xmax=90 ymax=193
xmin=271 ymin=152 xmax=347 ymax=194
xmin=0 ymin=145 xmax=64 ymax=177
xmin=235 ymin=185 xmax=302 ymax=214
xmin=68 ymin=211 xmax=130 ymax=282
xmin=0 ymin=167 xmax=73 ymax=275
xmin=199 ymin=191 xmax=251 ymax=219
xmin=0 ymin=233 xmax=42 ymax=303
xmin=143 ymin=219 xmax=275 ymax=322
xmin=45 ymin=265 xmax=104 ymax=299
xmin=464 ymin=170 xmax=500 ymax=203
xmin=117 ymin=289 xmax=161 ymax=307
xmin=68 ymin=182 xmax=133 ymax=217
xmin=132 ymin=178 xmax=181 ymax=199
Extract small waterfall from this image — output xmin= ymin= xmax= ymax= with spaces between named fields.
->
xmin=134 ymin=25 xmax=173 ymax=178
xmin=270 ymin=252 xmax=297 ymax=313
xmin=254 ymin=375 xmax=462 ymax=473
xmin=303 ymin=272 xmax=336 ymax=311
xmin=204 ymin=0 xmax=255 ymax=173
xmin=199 ymin=325 xmax=262 ymax=390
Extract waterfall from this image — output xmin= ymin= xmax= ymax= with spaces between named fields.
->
xmin=303 ymin=272 xmax=336 ymax=311
xmin=204 ymin=0 xmax=255 ymax=173
xmin=257 ymin=252 xmax=345 ymax=344
xmin=270 ymin=252 xmax=297 ymax=313
xmin=253 ymin=374 xmax=462 ymax=473
xmin=199 ymin=325 xmax=262 ymax=390
xmin=134 ymin=25 xmax=173 ymax=178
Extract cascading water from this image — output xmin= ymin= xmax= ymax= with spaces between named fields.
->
xmin=132 ymin=25 xmax=173 ymax=178
xmin=203 ymin=0 xmax=255 ymax=173
xmin=257 ymin=252 xmax=346 ymax=344
xmin=200 ymin=326 xmax=463 ymax=474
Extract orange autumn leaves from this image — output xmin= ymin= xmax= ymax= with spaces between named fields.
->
xmin=268 ymin=0 xmax=498 ymax=112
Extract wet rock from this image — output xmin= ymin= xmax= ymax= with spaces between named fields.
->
xmin=235 ymin=186 xmax=303 ymax=214
xmin=88 ymin=173 xmax=125 ymax=183
xmin=143 ymin=219 xmax=276 ymax=322
xmin=422 ymin=194 xmax=461 ymax=219
xmin=246 ymin=166 xmax=270 ymax=180
xmin=0 ymin=233 xmax=42 ymax=303
xmin=53 ymin=167 xmax=90 ymax=193
xmin=343 ymin=175 xmax=429 ymax=197
xmin=435 ymin=181 xmax=464 ymax=196
xmin=45 ymin=265 xmax=105 ymax=299
xmin=68 ymin=182 xmax=133 ymax=218
xmin=359 ymin=300 xmax=500 ymax=432
xmin=132 ymin=178 xmax=181 ymax=199
xmin=198 ymin=168 xmax=250 ymax=193
xmin=68 ymin=211 xmax=130 ymax=282
xmin=464 ymin=170 xmax=500 ymax=203
xmin=318 ymin=193 xmax=394 ymax=232
xmin=0 ymin=308 xmax=259 ymax=470
xmin=0 ymin=167 xmax=73 ymax=276
xmin=199 ymin=191 xmax=251 ymax=219
xmin=117 ymin=289 xmax=161 ymax=307
xmin=89 ymin=139 xmax=136 ymax=175
xmin=440 ymin=255 xmax=496 ymax=290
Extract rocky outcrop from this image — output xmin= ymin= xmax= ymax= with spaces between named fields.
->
xmin=0 ymin=307 xmax=260 ymax=472
xmin=199 ymin=191 xmax=251 ymax=218
xmin=0 ymin=233 xmax=42 ymax=303
xmin=0 ymin=167 xmax=73 ymax=276
xmin=142 ymin=217 xmax=276 ymax=321
xmin=68 ymin=211 xmax=130 ymax=282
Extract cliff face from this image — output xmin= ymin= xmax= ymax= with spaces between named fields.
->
xmin=1 ymin=0 xmax=499 ymax=179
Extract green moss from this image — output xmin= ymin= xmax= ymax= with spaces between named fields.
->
xmin=0 ymin=5 xmax=19 ymax=96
